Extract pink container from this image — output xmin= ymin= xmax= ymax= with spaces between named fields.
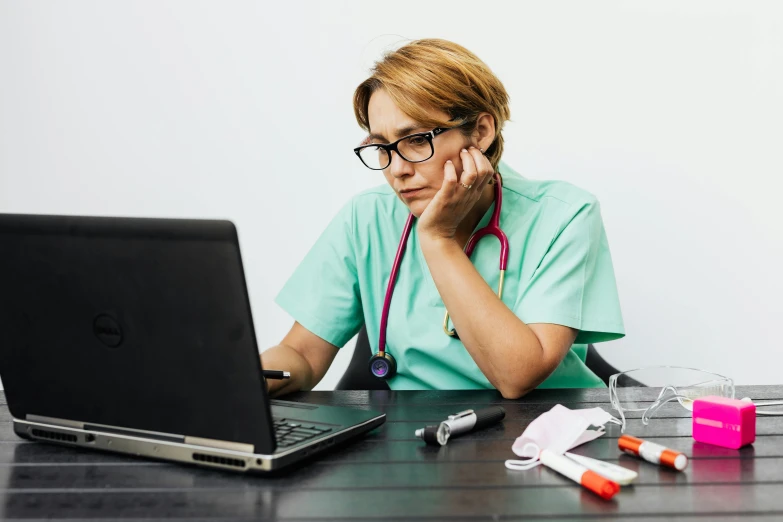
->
xmin=692 ymin=396 xmax=756 ymax=449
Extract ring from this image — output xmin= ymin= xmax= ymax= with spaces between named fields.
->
xmin=460 ymin=182 xmax=472 ymax=189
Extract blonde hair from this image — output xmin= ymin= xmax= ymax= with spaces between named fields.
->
xmin=353 ymin=39 xmax=510 ymax=171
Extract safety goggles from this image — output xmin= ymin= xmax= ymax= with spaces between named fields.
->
xmin=609 ymin=366 xmax=734 ymax=432
xmin=609 ymin=366 xmax=783 ymax=432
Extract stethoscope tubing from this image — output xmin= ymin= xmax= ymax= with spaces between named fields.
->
xmin=377 ymin=173 xmax=508 ymax=358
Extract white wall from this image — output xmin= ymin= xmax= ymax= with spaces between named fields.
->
xmin=1 ymin=1 xmax=781 ymax=389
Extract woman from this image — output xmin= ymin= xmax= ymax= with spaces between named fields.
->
xmin=263 ymin=39 xmax=624 ymax=399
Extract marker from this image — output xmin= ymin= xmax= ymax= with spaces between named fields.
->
xmin=540 ymin=449 xmax=620 ymax=500
xmin=619 ymin=434 xmax=688 ymax=471
xmin=564 ymin=452 xmax=638 ymax=485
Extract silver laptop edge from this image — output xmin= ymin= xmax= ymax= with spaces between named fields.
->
xmin=14 ymin=415 xmax=384 ymax=472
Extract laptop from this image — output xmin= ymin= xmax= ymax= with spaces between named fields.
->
xmin=0 ymin=213 xmax=385 ymax=472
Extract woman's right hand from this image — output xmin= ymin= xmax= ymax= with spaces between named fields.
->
xmin=260 ymin=322 xmax=339 ymax=397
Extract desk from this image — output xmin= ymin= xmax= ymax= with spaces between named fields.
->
xmin=0 ymin=386 xmax=781 ymax=520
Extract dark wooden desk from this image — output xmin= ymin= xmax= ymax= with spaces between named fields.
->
xmin=0 ymin=386 xmax=781 ymax=521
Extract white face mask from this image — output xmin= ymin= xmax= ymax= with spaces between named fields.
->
xmin=505 ymin=404 xmax=621 ymax=471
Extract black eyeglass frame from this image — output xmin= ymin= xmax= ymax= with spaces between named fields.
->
xmin=353 ymin=126 xmax=460 ymax=171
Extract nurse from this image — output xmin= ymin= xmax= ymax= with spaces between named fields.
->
xmin=262 ymin=38 xmax=625 ymax=399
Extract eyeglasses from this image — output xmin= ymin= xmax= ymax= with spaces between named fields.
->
xmin=608 ymin=366 xmax=735 ymax=432
xmin=353 ymin=126 xmax=459 ymax=171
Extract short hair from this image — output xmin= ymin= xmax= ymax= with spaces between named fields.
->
xmin=353 ymin=39 xmax=511 ymax=171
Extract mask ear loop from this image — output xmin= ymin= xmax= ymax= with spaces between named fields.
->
xmin=504 ymin=443 xmax=542 ymax=471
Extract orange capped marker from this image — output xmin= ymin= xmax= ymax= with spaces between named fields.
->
xmin=619 ymin=434 xmax=688 ymax=471
xmin=540 ymin=449 xmax=620 ymax=500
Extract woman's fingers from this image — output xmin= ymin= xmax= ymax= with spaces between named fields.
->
xmin=459 ymin=148 xmax=480 ymax=189
xmin=440 ymin=159 xmax=459 ymax=198
xmin=420 ymin=147 xmax=494 ymax=237
xmin=439 ymin=147 xmax=493 ymax=208
xmin=467 ymin=147 xmax=494 ymax=190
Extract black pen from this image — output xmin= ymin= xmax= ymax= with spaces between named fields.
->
xmin=415 ymin=406 xmax=506 ymax=446
xmin=262 ymin=370 xmax=290 ymax=380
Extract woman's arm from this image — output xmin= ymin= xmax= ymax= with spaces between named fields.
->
xmin=261 ymin=322 xmax=339 ymax=397
xmin=419 ymin=235 xmax=576 ymax=399
xmin=415 ymin=147 xmax=577 ymax=399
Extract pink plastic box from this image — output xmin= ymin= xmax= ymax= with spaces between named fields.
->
xmin=692 ymin=396 xmax=756 ymax=449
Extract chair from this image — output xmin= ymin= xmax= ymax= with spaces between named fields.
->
xmin=335 ymin=325 xmax=628 ymax=390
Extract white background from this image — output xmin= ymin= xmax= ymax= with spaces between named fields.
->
xmin=1 ymin=1 xmax=781 ymax=389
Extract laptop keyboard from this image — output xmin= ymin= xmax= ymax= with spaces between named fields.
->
xmin=272 ymin=417 xmax=333 ymax=448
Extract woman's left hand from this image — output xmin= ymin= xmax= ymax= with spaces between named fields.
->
xmin=417 ymin=146 xmax=495 ymax=241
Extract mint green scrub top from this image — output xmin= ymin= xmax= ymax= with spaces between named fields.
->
xmin=275 ymin=161 xmax=625 ymax=390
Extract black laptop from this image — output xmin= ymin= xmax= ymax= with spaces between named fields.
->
xmin=0 ymin=213 xmax=385 ymax=472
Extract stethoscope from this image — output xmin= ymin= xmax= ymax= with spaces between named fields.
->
xmin=369 ymin=173 xmax=510 ymax=379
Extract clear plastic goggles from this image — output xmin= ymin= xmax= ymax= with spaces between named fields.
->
xmin=608 ymin=366 xmax=735 ymax=432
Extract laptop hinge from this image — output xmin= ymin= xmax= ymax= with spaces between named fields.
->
xmin=184 ymin=436 xmax=255 ymax=454
xmin=26 ymin=414 xmax=85 ymax=429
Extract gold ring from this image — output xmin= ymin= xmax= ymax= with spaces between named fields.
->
xmin=460 ymin=182 xmax=472 ymax=189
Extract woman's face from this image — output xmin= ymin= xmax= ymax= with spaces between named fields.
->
xmin=367 ymin=89 xmax=473 ymax=217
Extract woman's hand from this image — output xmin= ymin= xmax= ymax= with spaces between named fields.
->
xmin=416 ymin=147 xmax=495 ymax=241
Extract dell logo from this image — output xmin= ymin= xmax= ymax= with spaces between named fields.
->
xmin=93 ymin=314 xmax=123 ymax=347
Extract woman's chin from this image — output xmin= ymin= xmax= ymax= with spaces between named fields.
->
xmin=404 ymin=199 xmax=429 ymax=219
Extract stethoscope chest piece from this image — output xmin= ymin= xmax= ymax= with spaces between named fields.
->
xmin=369 ymin=351 xmax=397 ymax=379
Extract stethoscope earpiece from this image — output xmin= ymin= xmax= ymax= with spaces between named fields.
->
xmin=369 ymin=352 xmax=397 ymax=380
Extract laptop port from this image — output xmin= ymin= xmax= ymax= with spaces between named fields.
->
xmin=30 ymin=428 xmax=78 ymax=443
xmin=192 ymin=452 xmax=246 ymax=468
